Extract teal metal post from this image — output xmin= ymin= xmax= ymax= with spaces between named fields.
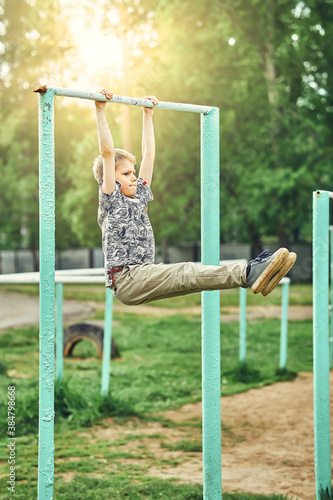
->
xmin=56 ymin=283 xmax=63 ymax=382
xmin=201 ymin=108 xmax=222 ymax=499
xmin=329 ymin=226 xmax=333 ymax=367
xmin=38 ymin=90 xmax=55 ymax=499
xmin=101 ymin=288 xmax=113 ymax=396
xmin=279 ymin=281 xmax=289 ymax=370
xmin=239 ymin=288 xmax=247 ymax=363
xmin=313 ymin=190 xmax=332 ymax=498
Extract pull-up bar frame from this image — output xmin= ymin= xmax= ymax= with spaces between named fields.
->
xmin=33 ymin=84 xmax=214 ymax=114
xmin=33 ymin=85 xmax=221 ymax=499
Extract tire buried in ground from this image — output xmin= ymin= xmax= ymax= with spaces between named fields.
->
xmin=62 ymin=323 xmax=120 ymax=359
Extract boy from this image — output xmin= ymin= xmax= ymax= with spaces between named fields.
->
xmin=93 ymin=89 xmax=296 ymax=306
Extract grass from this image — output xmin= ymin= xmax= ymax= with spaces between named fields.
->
xmin=0 ymin=472 xmax=296 ymax=499
xmin=0 ymin=285 xmax=314 ymax=499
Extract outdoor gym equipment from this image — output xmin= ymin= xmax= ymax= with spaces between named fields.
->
xmin=33 ymin=85 xmax=221 ymax=500
xmin=325 ymin=226 xmax=333 ymax=369
xmin=239 ymin=276 xmax=290 ymax=369
xmin=312 ymin=190 xmax=333 ymax=498
xmin=0 ymin=266 xmax=292 ymax=380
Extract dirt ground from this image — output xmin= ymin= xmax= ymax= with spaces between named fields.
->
xmin=163 ymin=371 xmax=321 ymax=500
xmin=68 ymin=372 xmax=324 ymax=500
xmin=0 ymin=291 xmax=323 ymax=499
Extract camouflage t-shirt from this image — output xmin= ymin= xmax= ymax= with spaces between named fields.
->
xmin=98 ymin=178 xmax=155 ymax=287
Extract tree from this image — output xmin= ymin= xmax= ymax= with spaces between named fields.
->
xmin=1 ymin=0 xmax=332 ymax=255
xmin=149 ymin=0 xmax=333 ymax=250
xmin=0 ymin=0 xmax=73 ymax=258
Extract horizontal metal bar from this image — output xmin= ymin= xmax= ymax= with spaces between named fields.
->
xmin=33 ymin=85 xmax=216 ymax=115
xmin=0 ymin=263 xmax=291 ymax=286
xmin=0 ymin=260 xmax=248 ymax=282
xmin=55 ymin=276 xmax=105 ymax=283
xmin=55 ymin=268 xmax=104 ymax=276
xmin=0 ymin=272 xmax=105 ymax=284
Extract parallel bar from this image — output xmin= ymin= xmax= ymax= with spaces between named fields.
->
xmin=101 ymin=289 xmax=114 ymax=396
xmin=201 ymin=108 xmax=222 ymax=499
xmin=0 ymin=260 xmax=246 ymax=282
xmin=239 ymin=288 xmax=247 ymax=363
xmin=313 ymin=190 xmax=332 ymax=498
xmin=56 ymin=283 xmax=64 ymax=383
xmin=42 ymin=85 xmax=215 ymax=115
xmin=330 ymin=228 xmax=333 ymax=368
xmin=54 ymin=276 xmax=105 ymax=283
xmin=279 ymin=280 xmax=289 ymax=370
xmin=0 ymin=273 xmax=105 ymax=284
xmin=37 ymin=90 xmax=55 ymax=500
xmin=54 ymin=268 xmax=104 ymax=275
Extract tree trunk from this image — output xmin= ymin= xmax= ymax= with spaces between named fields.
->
xmin=261 ymin=0 xmax=280 ymax=162
xmin=278 ymin=225 xmax=290 ymax=249
xmin=119 ymin=11 xmax=132 ymax=152
xmin=161 ymin=237 xmax=168 ymax=263
xmin=247 ymin=222 xmax=263 ymax=258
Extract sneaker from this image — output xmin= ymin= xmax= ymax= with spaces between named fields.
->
xmin=261 ymin=252 xmax=297 ymax=296
xmin=246 ymin=248 xmax=289 ymax=294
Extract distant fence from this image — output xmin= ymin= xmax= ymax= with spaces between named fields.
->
xmin=0 ymin=243 xmax=311 ymax=283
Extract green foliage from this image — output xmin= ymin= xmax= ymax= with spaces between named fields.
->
xmin=1 ymin=0 xmax=332 ymax=253
xmin=0 ymin=0 xmax=75 ymax=252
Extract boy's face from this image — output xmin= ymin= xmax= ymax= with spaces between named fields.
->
xmin=115 ymin=159 xmax=137 ymax=197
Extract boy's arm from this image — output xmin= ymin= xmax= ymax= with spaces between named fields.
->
xmin=139 ymin=95 xmax=158 ymax=187
xmin=95 ymin=89 xmax=115 ymax=194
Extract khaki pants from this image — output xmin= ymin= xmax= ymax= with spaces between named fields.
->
xmin=110 ymin=261 xmax=248 ymax=306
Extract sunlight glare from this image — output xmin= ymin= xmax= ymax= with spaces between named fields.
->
xmin=60 ymin=4 xmax=124 ymax=90
xmin=58 ymin=1 xmax=157 ymax=102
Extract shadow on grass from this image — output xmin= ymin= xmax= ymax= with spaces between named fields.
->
xmin=0 ymin=361 xmax=7 ymax=375
xmin=318 ymin=486 xmax=333 ymax=500
xmin=225 ymin=362 xmax=297 ymax=385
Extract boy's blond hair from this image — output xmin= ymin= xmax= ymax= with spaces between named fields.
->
xmin=92 ymin=148 xmax=137 ymax=183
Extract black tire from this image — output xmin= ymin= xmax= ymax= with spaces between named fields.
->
xmin=62 ymin=323 xmax=120 ymax=360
